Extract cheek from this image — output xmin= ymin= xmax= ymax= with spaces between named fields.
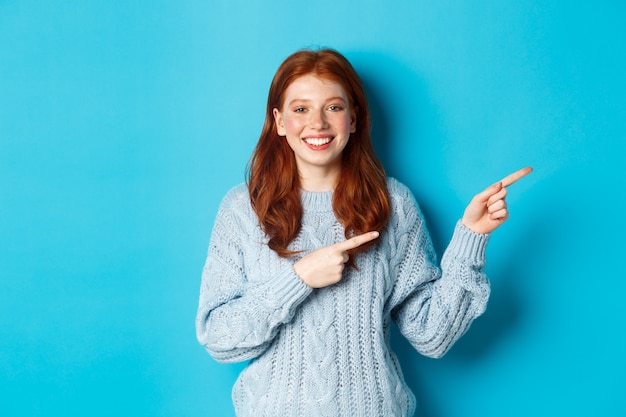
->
xmin=335 ymin=114 xmax=353 ymax=133
xmin=283 ymin=116 xmax=304 ymax=136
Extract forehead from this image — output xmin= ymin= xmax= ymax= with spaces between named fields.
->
xmin=283 ymin=74 xmax=349 ymax=101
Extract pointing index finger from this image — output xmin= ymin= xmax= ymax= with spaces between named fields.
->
xmin=500 ymin=167 xmax=533 ymax=188
xmin=339 ymin=231 xmax=380 ymax=251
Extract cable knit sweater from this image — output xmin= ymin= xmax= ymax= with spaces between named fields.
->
xmin=196 ymin=178 xmax=490 ymax=417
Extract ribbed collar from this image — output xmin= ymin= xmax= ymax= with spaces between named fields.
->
xmin=299 ymin=189 xmax=334 ymax=213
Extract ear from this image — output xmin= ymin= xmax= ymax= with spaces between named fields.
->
xmin=350 ymin=106 xmax=358 ymax=133
xmin=273 ymin=108 xmax=286 ymax=136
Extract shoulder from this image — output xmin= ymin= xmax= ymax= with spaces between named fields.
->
xmin=386 ymin=177 xmax=410 ymax=196
xmin=215 ymin=183 xmax=257 ymax=224
xmin=212 ymin=183 xmax=261 ymax=239
xmin=386 ymin=177 xmax=419 ymax=210
xmin=385 ymin=177 xmax=425 ymax=228
xmin=219 ymin=183 xmax=250 ymax=209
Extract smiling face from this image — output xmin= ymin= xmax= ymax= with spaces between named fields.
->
xmin=273 ymin=74 xmax=356 ymax=188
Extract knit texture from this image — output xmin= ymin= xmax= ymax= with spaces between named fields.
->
xmin=196 ymin=178 xmax=490 ymax=417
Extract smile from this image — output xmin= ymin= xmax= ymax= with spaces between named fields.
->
xmin=303 ymin=136 xmax=333 ymax=147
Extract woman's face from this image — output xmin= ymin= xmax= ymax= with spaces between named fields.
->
xmin=273 ymin=74 xmax=356 ymax=181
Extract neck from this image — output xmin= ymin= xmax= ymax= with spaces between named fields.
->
xmin=298 ymin=166 xmax=341 ymax=192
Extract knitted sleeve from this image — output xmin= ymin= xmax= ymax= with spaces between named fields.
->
xmin=195 ymin=186 xmax=313 ymax=363
xmin=386 ymin=180 xmax=491 ymax=359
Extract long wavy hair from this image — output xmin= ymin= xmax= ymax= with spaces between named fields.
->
xmin=247 ymin=48 xmax=390 ymax=262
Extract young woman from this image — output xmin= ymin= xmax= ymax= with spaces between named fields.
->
xmin=196 ymin=48 xmax=531 ymax=417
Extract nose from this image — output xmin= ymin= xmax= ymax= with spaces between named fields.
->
xmin=309 ymin=109 xmax=328 ymax=129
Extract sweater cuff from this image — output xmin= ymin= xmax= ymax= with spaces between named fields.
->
xmin=444 ymin=221 xmax=490 ymax=265
xmin=258 ymin=266 xmax=313 ymax=311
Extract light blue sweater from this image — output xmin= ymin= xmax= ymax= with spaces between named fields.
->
xmin=196 ymin=178 xmax=490 ymax=417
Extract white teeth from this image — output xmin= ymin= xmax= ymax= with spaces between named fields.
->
xmin=304 ymin=137 xmax=332 ymax=146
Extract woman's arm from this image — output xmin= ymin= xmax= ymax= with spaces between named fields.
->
xmin=386 ymin=181 xmax=490 ymax=359
xmin=195 ymin=188 xmax=313 ymax=363
xmin=387 ymin=167 xmax=530 ymax=358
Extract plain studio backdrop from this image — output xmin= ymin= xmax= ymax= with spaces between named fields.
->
xmin=1 ymin=1 xmax=625 ymax=416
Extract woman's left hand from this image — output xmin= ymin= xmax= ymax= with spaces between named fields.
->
xmin=462 ymin=167 xmax=533 ymax=234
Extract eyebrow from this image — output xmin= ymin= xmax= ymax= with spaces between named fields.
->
xmin=287 ymin=96 xmax=348 ymax=106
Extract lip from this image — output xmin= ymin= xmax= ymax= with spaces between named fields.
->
xmin=302 ymin=135 xmax=334 ymax=150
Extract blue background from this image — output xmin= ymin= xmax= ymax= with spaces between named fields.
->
xmin=1 ymin=1 xmax=625 ymax=416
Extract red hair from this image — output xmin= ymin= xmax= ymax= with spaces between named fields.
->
xmin=247 ymin=49 xmax=390 ymax=263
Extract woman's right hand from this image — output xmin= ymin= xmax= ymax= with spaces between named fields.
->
xmin=293 ymin=231 xmax=380 ymax=288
